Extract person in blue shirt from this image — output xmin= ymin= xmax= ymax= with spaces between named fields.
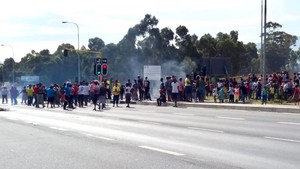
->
xmin=47 ymin=85 xmax=56 ymax=108
xmin=63 ymin=83 xmax=71 ymax=110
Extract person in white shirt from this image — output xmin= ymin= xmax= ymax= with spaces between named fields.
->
xmin=78 ymin=82 xmax=85 ymax=107
xmin=171 ymin=76 xmax=179 ymax=107
xmin=83 ymin=82 xmax=90 ymax=106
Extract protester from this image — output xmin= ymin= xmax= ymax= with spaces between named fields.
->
xmin=1 ymin=87 xmax=8 ymax=104
xmin=125 ymin=82 xmax=132 ymax=108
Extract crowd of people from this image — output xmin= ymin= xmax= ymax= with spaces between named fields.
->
xmin=0 ymin=75 xmax=153 ymax=110
xmin=157 ymin=71 xmax=300 ymax=106
xmin=1 ymin=71 xmax=300 ymax=110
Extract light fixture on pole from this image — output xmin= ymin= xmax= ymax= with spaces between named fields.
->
xmin=62 ymin=21 xmax=81 ymax=82
xmin=1 ymin=44 xmax=15 ymax=84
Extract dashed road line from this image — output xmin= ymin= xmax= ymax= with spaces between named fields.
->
xmin=216 ymin=116 xmax=245 ymax=121
xmin=139 ymin=121 xmax=162 ymax=125
xmin=188 ymin=127 xmax=224 ymax=133
xmin=83 ymin=133 xmax=114 ymax=141
xmin=26 ymin=121 xmax=39 ymax=126
xmin=278 ymin=122 xmax=300 ymax=126
xmin=264 ymin=136 xmax=300 ymax=143
xmin=139 ymin=146 xmax=185 ymax=156
xmin=49 ymin=127 xmax=67 ymax=131
xmin=173 ymin=113 xmax=195 ymax=116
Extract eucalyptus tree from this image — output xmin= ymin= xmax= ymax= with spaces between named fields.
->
xmin=264 ymin=21 xmax=298 ymax=73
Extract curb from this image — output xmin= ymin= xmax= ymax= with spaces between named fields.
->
xmin=136 ymin=101 xmax=300 ymax=114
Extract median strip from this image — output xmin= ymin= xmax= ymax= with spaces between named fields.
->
xmin=264 ymin=136 xmax=300 ymax=143
xmin=139 ymin=146 xmax=185 ymax=156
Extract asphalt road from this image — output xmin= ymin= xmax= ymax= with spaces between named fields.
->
xmin=0 ymin=103 xmax=299 ymax=169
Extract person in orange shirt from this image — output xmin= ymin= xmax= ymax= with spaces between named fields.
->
xmin=234 ymin=86 xmax=240 ymax=103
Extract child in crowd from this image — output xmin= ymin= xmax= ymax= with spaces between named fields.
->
xmin=262 ymin=86 xmax=268 ymax=105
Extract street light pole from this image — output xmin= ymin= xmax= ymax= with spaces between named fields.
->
xmin=263 ymin=0 xmax=267 ymax=87
xmin=62 ymin=21 xmax=81 ymax=82
xmin=1 ymin=44 xmax=14 ymax=84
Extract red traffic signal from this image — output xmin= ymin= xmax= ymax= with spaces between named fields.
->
xmin=102 ymin=64 xmax=108 ymax=76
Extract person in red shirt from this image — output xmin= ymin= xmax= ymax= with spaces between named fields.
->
xmin=33 ymin=84 xmax=38 ymax=106
xmin=73 ymin=84 xmax=79 ymax=106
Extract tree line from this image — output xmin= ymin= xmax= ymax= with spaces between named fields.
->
xmin=1 ymin=14 xmax=299 ymax=85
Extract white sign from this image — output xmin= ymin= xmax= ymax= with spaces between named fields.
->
xmin=21 ymin=76 xmax=39 ymax=82
xmin=144 ymin=65 xmax=161 ymax=80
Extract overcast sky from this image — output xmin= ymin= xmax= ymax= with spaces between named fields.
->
xmin=0 ymin=0 xmax=299 ymax=62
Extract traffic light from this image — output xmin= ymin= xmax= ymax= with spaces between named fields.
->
xmin=102 ymin=64 xmax=108 ymax=76
xmin=94 ymin=64 xmax=102 ymax=75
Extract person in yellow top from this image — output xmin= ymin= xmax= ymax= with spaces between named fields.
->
xmin=105 ymin=79 xmax=111 ymax=100
xmin=112 ymin=81 xmax=121 ymax=107
xmin=184 ymin=75 xmax=192 ymax=102
xmin=26 ymin=85 xmax=34 ymax=106
xmin=269 ymin=85 xmax=275 ymax=101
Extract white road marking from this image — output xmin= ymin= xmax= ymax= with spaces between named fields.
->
xmin=139 ymin=146 xmax=185 ymax=156
xmin=139 ymin=121 xmax=162 ymax=125
xmin=280 ymin=113 xmax=300 ymax=116
xmin=173 ymin=113 xmax=195 ymax=116
xmin=49 ymin=127 xmax=67 ymax=131
xmin=278 ymin=122 xmax=300 ymax=126
xmin=25 ymin=121 xmax=39 ymax=125
xmin=216 ymin=116 xmax=245 ymax=121
xmin=187 ymin=127 xmax=224 ymax=133
xmin=83 ymin=133 xmax=114 ymax=141
xmin=264 ymin=136 xmax=300 ymax=143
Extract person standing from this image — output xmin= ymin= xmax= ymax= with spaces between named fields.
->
xmin=83 ymin=82 xmax=90 ymax=106
xmin=36 ymin=83 xmax=45 ymax=108
xmin=125 ymin=83 xmax=132 ymax=108
xmin=63 ymin=83 xmax=70 ymax=110
xmin=92 ymin=81 xmax=100 ymax=111
xmin=1 ymin=87 xmax=8 ymax=104
xmin=178 ymin=78 xmax=184 ymax=101
xmin=10 ymin=86 xmax=18 ymax=105
xmin=171 ymin=76 xmax=179 ymax=107
xmin=143 ymin=77 xmax=151 ymax=101
xmin=165 ymin=76 xmax=172 ymax=102
xmin=228 ymin=84 xmax=234 ymax=103
xmin=262 ymin=86 xmax=268 ymax=105
xmin=26 ymin=85 xmax=34 ymax=106
xmin=137 ymin=76 xmax=144 ymax=101
xmin=78 ymin=82 xmax=85 ymax=108
xmin=99 ymin=82 xmax=107 ymax=110
xmin=112 ymin=82 xmax=120 ymax=107
xmin=73 ymin=83 xmax=79 ymax=106
xmin=131 ymin=79 xmax=138 ymax=101
xmin=20 ymin=86 xmax=27 ymax=104
xmin=184 ymin=75 xmax=192 ymax=102
xmin=46 ymin=85 xmax=56 ymax=108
